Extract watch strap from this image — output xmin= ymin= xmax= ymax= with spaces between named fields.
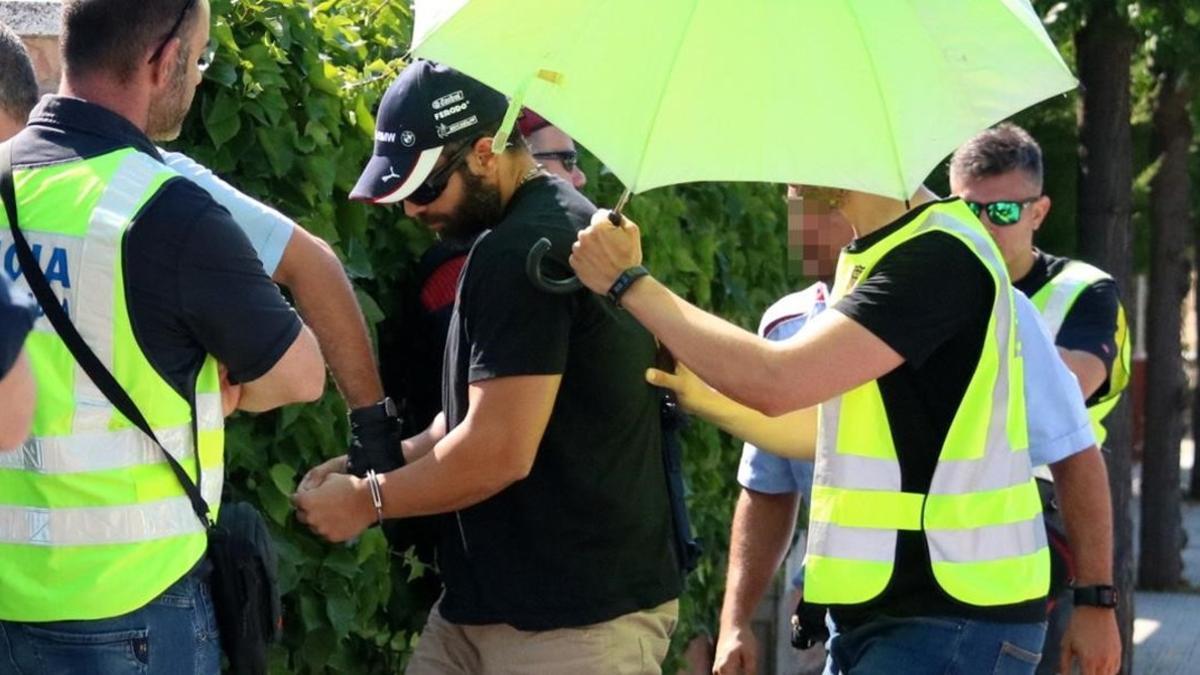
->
xmin=1073 ymin=584 xmax=1118 ymax=608
xmin=349 ymin=397 xmax=398 ymax=426
xmin=607 ymin=265 xmax=649 ymax=306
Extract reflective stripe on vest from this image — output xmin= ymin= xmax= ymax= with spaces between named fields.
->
xmin=0 ymin=393 xmax=221 ymax=475
xmin=0 ymin=148 xmax=225 ymax=622
xmin=805 ymin=200 xmax=1047 ymax=608
xmin=1030 ymin=260 xmax=1131 ymax=445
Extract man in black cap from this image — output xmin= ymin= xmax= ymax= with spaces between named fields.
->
xmin=294 ymin=61 xmax=683 ymax=673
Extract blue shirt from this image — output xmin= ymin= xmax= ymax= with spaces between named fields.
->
xmin=159 ymin=150 xmax=295 ymax=276
xmin=737 ymin=284 xmax=1095 ymax=496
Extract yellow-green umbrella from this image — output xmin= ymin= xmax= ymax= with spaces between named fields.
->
xmin=413 ymin=0 xmax=1075 ymax=201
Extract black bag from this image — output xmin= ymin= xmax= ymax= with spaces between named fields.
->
xmin=1037 ymin=477 xmax=1075 ymax=599
xmin=655 ymin=348 xmax=703 ymax=574
xmin=2 ymin=143 xmax=280 ymax=675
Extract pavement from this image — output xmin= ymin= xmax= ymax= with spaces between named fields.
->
xmin=1132 ymin=439 xmax=1200 ymax=674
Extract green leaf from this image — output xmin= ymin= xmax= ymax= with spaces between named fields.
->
xmin=202 ymin=90 xmax=241 ymax=147
xmin=354 ymin=288 xmax=385 ymax=326
xmin=323 ymin=548 xmax=360 ymax=579
xmin=204 ymin=58 xmax=239 ymax=88
xmin=269 ymin=463 xmax=297 ymax=495
xmin=299 ymin=592 xmax=324 ymax=631
xmin=255 ymin=127 xmax=297 ymax=176
xmin=342 ymin=237 xmax=376 ymax=280
xmin=325 ymin=593 xmax=356 ymax=636
xmin=257 ymin=481 xmax=291 ymax=525
xmin=298 ymin=625 xmax=337 ymax=668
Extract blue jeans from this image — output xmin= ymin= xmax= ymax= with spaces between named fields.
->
xmin=826 ymin=615 xmax=1047 ymax=675
xmin=0 ymin=564 xmax=220 ymax=674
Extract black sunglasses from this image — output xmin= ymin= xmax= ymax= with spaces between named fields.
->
xmin=148 ymin=0 xmax=197 ymax=65
xmin=404 ymin=142 xmax=476 ymax=206
xmin=532 ymin=150 xmax=578 ymax=173
xmin=964 ymin=197 xmax=1041 ymax=226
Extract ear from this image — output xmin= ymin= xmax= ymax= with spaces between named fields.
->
xmin=1030 ymin=195 xmax=1051 ymax=231
xmin=149 ymin=37 xmax=183 ymax=89
xmin=467 ymin=135 xmax=499 ymax=174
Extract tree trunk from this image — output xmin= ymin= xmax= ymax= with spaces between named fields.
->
xmin=1139 ymin=67 xmax=1192 ymax=589
xmin=1075 ymin=4 xmax=1136 ymax=671
xmin=1193 ymin=260 xmax=1200 ymax=498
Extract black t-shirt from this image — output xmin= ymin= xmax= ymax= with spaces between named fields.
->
xmin=11 ymin=97 xmax=300 ymax=399
xmin=437 ymin=174 xmax=681 ymax=630
xmin=1014 ymin=249 xmax=1119 ymax=404
xmin=831 ymin=200 xmax=1045 ymax=627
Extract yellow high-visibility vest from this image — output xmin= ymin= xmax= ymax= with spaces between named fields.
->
xmin=805 ymin=200 xmax=1048 ymax=608
xmin=0 ymin=147 xmax=223 ymax=621
xmin=1030 ymin=260 xmax=1131 ymax=446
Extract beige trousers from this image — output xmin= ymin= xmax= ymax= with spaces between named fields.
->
xmin=404 ymin=599 xmax=679 ymax=675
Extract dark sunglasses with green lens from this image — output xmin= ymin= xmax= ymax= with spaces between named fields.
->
xmin=964 ymin=197 xmax=1041 ymax=226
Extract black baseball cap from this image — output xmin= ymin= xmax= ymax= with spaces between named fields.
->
xmin=351 ymin=60 xmax=510 ymax=205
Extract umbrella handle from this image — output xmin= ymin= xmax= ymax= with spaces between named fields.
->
xmin=527 ymin=190 xmax=632 ymax=294
xmin=526 ymin=237 xmax=583 ymax=294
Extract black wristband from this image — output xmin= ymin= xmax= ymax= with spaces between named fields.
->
xmin=347 ymin=397 xmax=405 ymax=476
xmin=607 ymin=265 xmax=649 ymax=306
xmin=1073 ymin=584 xmax=1118 ymax=608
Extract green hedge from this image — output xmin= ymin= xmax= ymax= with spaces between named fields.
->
xmin=173 ymin=1 xmax=794 ymax=671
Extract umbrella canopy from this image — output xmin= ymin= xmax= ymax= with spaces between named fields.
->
xmin=412 ymin=0 xmax=1075 ymax=200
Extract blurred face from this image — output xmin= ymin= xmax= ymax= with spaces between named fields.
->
xmin=528 ymin=125 xmax=586 ymax=189
xmin=403 ymin=145 xmax=502 ymax=243
xmin=950 ymin=169 xmax=1049 ymax=274
xmin=146 ymin=0 xmax=211 ymax=141
xmin=786 ymin=184 xmax=854 ymax=279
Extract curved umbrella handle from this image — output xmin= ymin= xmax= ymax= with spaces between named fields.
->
xmin=526 ymin=191 xmax=632 ymax=294
xmin=526 ymin=237 xmax=583 ymax=294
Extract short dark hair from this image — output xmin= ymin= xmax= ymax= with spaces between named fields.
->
xmin=950 ymin=122 xmax=1044 ymax=190
xmin=0 ymin=22 xmax=38 ymax=121
xmin=61 ymin=0 xmax=200 ymax=83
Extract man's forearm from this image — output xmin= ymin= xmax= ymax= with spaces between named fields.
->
xmin=720 ymin=489 xmax=802 ymax=630
xmin=712 ymin=405 xmax=817 ymax=460
xmin=401 ymin=412 xmax=446 ymax=464
xmin=276 ymin=231 xmax=383 ymax=408
xmin=1049 ymin=447 xmax=1114 ymax=585
xmin=379 ymin=422 xmax=519 ymax=518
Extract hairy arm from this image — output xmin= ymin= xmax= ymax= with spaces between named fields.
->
xmin=273 ymin=228 xmax=384 ymax=408
xmin=377 ymin=374 xmax=558 ymax=516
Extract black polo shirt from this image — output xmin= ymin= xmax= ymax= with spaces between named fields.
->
xmin=4 ymin=96 xmax=300 ymax=398
xmin=832 ymin=200 xmax=1046 ymax=627
xmin=437 ymin=174 xmax=682 ymax=630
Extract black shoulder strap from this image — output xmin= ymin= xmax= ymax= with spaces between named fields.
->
xmin=1 ymin=142 xmax=212 ymax=527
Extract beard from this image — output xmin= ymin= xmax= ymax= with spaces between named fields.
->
xmin=146 ymin=49 xmax=193 ymax=142
xmin=434 ymin=169 xmax=504 ymax=244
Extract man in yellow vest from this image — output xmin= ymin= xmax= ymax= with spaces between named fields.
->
xmin=0 ymin=1 xmax=324 ymax=671
xmin=570 ymin=181 xmax=1121 ymax=673
xmin=0 ymin=16 xmax=400 ymax=495
xmin=950 ymin=123 xmax=1130 ymax=675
